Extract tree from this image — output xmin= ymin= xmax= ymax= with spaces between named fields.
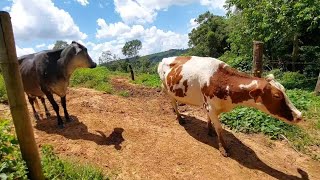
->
xmin=225 ymin=0 xmax=320 ymax=72
xmin=98 ymin=50 xmax=115 ymax=65
xmin=188 ymin=11 xmax=229 ymax=57
xmin=122 ymin=39 xmax=142 ymax=58
xmin=52 ymin=40 xmax=68 ymax=50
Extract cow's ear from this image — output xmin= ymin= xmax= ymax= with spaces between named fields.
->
xmin=266 ymin=74 xmax=275 ymax=82
xmin=249 ymin=88 xmax=263 ymax=103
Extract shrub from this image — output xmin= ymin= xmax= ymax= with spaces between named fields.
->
xmin=70 ymin=66 xmax=113 ymax=93
xmin=280 ymin=72 xmax=307 ymax=89
xmin=0 ymin=75 xmax=7 ymax=102
xmin=0 ymin=120 xmax=28 ymax=180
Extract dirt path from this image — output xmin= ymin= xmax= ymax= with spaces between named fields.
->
xmin=4 ymin=78 xmax=320 ymax=179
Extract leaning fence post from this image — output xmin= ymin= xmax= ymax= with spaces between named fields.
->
xmin=0 ymin=11 xmax=44 ymax=180
xmin=315 ymin=72 xmax=320 ymax=96
xmin=252 ymin=41 xmax=264 ymax=77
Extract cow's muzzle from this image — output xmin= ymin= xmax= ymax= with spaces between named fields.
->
xmin=90 ymin=62 xmax=97 ymax=68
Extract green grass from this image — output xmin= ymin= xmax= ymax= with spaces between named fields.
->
xmin=0 ymin=75 xmax=7 ymax=102
xmin=117 ymin=90 xmax=130 ymax=97
xmin=0 ymin=119 xmax=107 ymax=179
xmin=131 ymin=73 xmax=161 ymax=88
xmin=70 ymin=66 xmax=113 ymax=94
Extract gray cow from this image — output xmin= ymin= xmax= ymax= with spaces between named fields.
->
xmin=18 ymin=41 xmax=97 ymax=128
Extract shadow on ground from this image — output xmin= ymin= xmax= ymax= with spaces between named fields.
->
xmin=35 ymin=115 xmax=125 ymax=149
xmin=182 ymin=115 xmax=309 ymax=180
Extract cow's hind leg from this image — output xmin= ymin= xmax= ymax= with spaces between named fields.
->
xmin=207 ymin=114 xmax=216 ymax=137
xmin=170 ymin=98 xmax=185 ymax=125
xmin=39 ymin=97 xmax=51 ymax=119
xmin=208 ymin=109 xmax=228 ymax=157
xmin=61 ymin=96 xmax=72 ymax=122
xmin=28 ymin=96 xmax=40 ymax=121
xmin=42 ymin=88 xmax=64 ymax=128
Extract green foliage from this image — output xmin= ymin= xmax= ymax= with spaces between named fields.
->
xmin=225 ymin=0 xmax=320 ymax=75
xmin=132 ymin=74 xmax=161 ymax=88
xmin=188 ymin=11 xmax=229 ymax=57
xmin=0 ymin=75 xmax=8 ymax=102
xmin=281 ymin=72 xmax=308 ymax=89
xmin=219 ymin=51 xmax=252 ymax=72
xmin=122 ymin=39 xmax=142 ymax=58
xmin=41 ymin=145 xmax=106 ymax=180
xmin=70 ymin=67 xmax=113 ymax=94
xmin=52 ymin=40 xmax=68 ymax=50
xmin=0 ymin=120 xmax=28 ymax=180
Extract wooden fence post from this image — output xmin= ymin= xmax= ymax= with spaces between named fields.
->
xmin=128 ymin=64 xmax=135 ymax=81
xmin=252 ymin=41 xmax=264 ymax=77
xmin=315 ymin=72 xmax=320 ymax=96
xmin=0 ymin=11 xmax=44 ymax=180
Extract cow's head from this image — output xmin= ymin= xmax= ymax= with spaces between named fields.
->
xmin=247 ymin=74 xmax=302 ymax=123
xmin=62 ymin=41 xmax=97 ymax=69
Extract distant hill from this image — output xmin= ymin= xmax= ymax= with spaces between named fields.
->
xmin=102 ymin=49 xmax=190 ymax=73
xmin=138 ymin=49 xmax=189 ymax=62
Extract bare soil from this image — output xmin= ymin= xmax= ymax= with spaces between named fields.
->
xmin=2 ymin=78 xmax=320 ymax=179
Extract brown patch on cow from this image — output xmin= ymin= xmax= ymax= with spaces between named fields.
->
xmin=166 ymin=57 xmax=191 ymax=97
xmin=169 ymin=56 xmax=192 ymax=68
xmin=201 ymin=63 xmax=260 ymax=103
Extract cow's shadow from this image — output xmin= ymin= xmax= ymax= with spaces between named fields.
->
xmin=35 ymin=116 xmax=125 ymax=149
xmin=182 ymin=115 xmax=309 ymax=180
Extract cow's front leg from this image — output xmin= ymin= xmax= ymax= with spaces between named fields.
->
xmin=208 ymin=109 xmax=228 ymax=157
xmin=170 ymin=98 xmax=185 ymax=125
xmin=42 ymin=88 xmax=64 ymax=128
xmin=61 ymin=96 xmax=72 ymax=122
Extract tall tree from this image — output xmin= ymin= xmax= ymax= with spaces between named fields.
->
xmin=52 ymin=40 xmax=68 ymax=50
xmin=122 ymin=39 xmax=142 ymax=80
xmin=98 ymin=50 xmax=115 ymax=65
xmin=225 ymin=0 xmax=320 ymax=71
xmin=188 ymin=11 xmax=229 ymax=57
xmin=122 ymin=39 xmax=142 ymax=58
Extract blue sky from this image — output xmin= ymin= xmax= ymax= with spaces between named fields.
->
xmin=0 ymin=0 xmax=226 ymax=62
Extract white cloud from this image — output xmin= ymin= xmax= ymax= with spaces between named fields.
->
xmin=94 ymin=19 xmax=188 ymax=61
xmin=9 ymin=0 xmax=87 ymax=41
xmin=36 ymin=43 xmax=46 ymax=48
xmin=2 ymin=6 xmax=11 ymax=11
xmin=200 ymin=0 xmax=225 ymax=10
xmin=16 ymin=46 xmax=35 ymax=57
xmin=75 ymin=0 xmax=89 ymax=6
xmin=189 ymin=18 xmax=199 ymax=31
xmin=47 ymin=44 xmax=54 ymax=49
xmin=113 ymin=0 xmax=226 ymax=24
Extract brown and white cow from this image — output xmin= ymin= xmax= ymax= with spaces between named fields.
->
xmin=158 ymin=56 xmax=302 ymax=157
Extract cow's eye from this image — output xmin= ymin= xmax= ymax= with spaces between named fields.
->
xmin=273 ymin=93 xmax=281 ymax=99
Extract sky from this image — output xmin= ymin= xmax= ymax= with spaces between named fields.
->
xmin=0 ymin=0 xmax=226 ymax=62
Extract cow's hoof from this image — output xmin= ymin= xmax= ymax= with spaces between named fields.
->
xmin=219 ymin=147 xmax=229 ymax=157
xmin=178 ymin=117 xmax=186 ymax=125
xmin=58 ymin=124 xmax=64 ymax=129
xmin=208 ymin=130 xmax=216 ymax=137
xmin=66 ymin=116 xmax=73 ymax=122
xmin=34 ymin=113 xmax=40 ymax=121
xmin=45 ymin=112 xmax=51 ymax=119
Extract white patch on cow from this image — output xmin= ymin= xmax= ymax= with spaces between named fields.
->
xmin=157 ymin=56 xmax=176 ymax=81
xmin=239 ymin=80 xmax=258 ymax=90
xmin=226 ymin=85 xmax=230 ymax=94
